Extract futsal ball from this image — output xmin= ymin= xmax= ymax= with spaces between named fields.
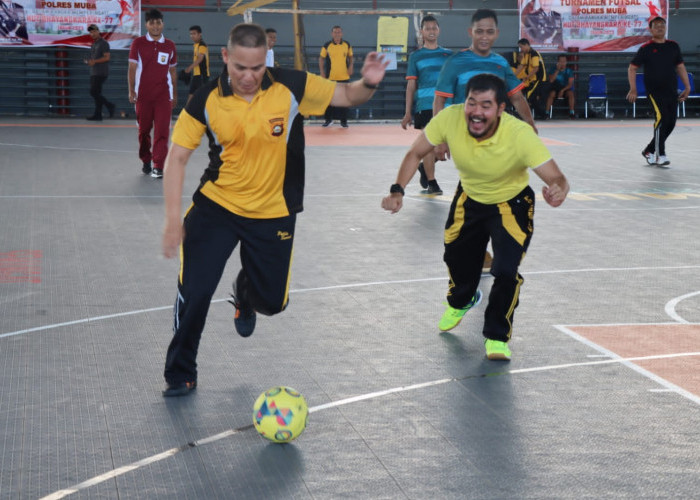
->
xmin=253 ymin=386 xmax=308 ymax=443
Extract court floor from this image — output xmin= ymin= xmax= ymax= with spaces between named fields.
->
xmin=0 ymin=116 xmax=699 ymax=499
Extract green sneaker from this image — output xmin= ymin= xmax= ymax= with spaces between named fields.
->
xmin=438 ymin=289 xmax=482 ymax=332
xmin=484 ymin=339 xmax=511 ymax=361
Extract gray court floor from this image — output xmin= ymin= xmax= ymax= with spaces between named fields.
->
xmin=1 ymin=116 xmax=699 ymax=499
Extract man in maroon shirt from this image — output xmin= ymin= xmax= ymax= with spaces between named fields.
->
xmin=128 ymin=9 xmax=177 ymax=178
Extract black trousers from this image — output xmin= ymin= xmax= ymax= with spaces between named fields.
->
xmin=324 ymin=79 xmax=349 ymax=123
xmin=164 ymin=194 xmax=296 ymax=385
xmin=89 ymin=75 xmax=113 ymax=117
xmin=443 ymin=184 xmax=535 ymax=342
xmin=645 ymin=89 xmax=678 ymax=156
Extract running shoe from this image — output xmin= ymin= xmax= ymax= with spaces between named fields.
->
xmin=142 ymin=161 xmax=152 ymax=175
xmin=642 ymin=151 xmax=656 ymax=166
xmin=656 ymin=155 xmax=670 ymax=168
xmin=229 ymin=273 xmax=256 ymax=337
xmin=151 ymin=168 xmax=163 ymax=179
xmin=484 ymin=339 xmax=511 ymax=361
xmin=438 ymin=289 xmax=483 ymax=332
xmin=417 ymin=162 xmax=429 ymax=189
xmin=162 ymin=381 xmax=197 ymax=397
xmin=426 ymin=180 xmax=443 ymax=195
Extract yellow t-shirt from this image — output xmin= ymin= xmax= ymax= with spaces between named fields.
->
xmin=171 ymin=69 xmax=336 ymax=218
xmin=320 ymin=40 xmax=352 ymax=81
xmin=425 ymin=105 xmax=551 ymax=204
xmin=192 ymin=42 xmax=209 ymax=77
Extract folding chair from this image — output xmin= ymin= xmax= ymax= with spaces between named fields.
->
xmin=584 ymin=74 xmax=607 ymax=119
xmin=678 ymin=72 xmax=700 ymax=117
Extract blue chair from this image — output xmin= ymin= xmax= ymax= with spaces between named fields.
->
xmin=585 ymin=74 xmax=607 ymax=119
xmin=677 ymin=72 xmax=699 ymax=117
xmin=632 ymin=73 xmax=646 ymax=118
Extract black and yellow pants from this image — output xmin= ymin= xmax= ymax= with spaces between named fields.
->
xmin=644 ymin=89 xmax=678 ymax=157
xmin=443 ymin=184 xmax=535 ymax=342
xmin=164 ymin=193 xmax=295 ymax=385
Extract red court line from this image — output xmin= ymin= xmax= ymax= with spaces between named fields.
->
xmin=571 ymin=324 xmax=700 ymax=398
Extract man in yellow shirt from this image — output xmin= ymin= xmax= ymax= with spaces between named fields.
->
xmin=161 ymin=23 xmax=388 ymax=397
xmin=513 ymin=38 xmax=546 ymax=118
xmin=382 ymin=73 xmax=568 ymax=361
xmin=184 ymin=25 xmax=209 ymax=104
xmin=319 ymin=25 xmax=354 ymax=127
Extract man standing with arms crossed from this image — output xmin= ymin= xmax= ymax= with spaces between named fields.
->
xmin=383 ymin=74 xmax=568 ymax=361
xmin=160 ymin=23 xmax=388 ymax=397
xmin=319 ymin=25 xmax=353 ymax=127
xmin=85 ymin=24 xmax=115 ymax=121
xmin=627 ymin=16 xmax=689 ymax=167
xmin=401 ymin=15 xmax=452 ymax=195
xmin=128 ymin=9 xmax=177 ymax=178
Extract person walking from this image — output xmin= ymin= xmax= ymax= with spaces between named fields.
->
xmin=160 ymin=23 xmax=388 ymax=397
xmin=382 ymin=73 xmax=568 ymax=361
xmin=85 ymin=24 xmax=115 ymax=121
xmin=627 ymin=16 xmax=689 ymax=167
xmin=127 ymin=9 xmax=177 ymax=178
xmin=319 ymin=25 xmax=353 ymax=127
xmin=184 ymin=25 xmax=209 ymax=105
xmin=401 ymin=15 xmax=452 ymax=195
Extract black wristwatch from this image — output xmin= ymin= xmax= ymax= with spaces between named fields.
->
xmin=390 ymin=183 xmax=404 ymax=196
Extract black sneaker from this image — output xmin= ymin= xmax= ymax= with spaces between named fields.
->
xmin=86 ymin=115 xmax=102 ymax=121
xmin=228 ymin=272 xmax=256 ymax=337
xmin=322 ymin=120 xmax=332 ymax=127
xmin=162 ymin=381 xmax=197 ymax=397
xmin=340 ymin=121 xmax=348 ymax=128
xmin=142 ymin=161 xmax=152 ymax=174
xmin=151 ymin=168 xmax=163 ymax=179
xmin=426 ymin=180 xmax=442 ymax=195
xmin=417 ymin=162 xmax=428 ymax=189
xmin=107 ymin=102 xmax=116 ymax=118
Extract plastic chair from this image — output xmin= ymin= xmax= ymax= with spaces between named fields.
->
xmin=677 ymin=72 xmax=699 ymax=117
xmin=632 ymin=73 xmax=646 ymax=118
xmin=585 ymin=74 xmax=607 ymax=119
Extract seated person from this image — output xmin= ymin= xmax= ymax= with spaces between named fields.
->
xmin=546 ymin=54 xmax=575 ymax=119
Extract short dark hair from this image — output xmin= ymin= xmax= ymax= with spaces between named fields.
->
xmin=648 ymin=16 xmax=665 ymax=28
xmin=228 ymin=23 xmax=267 ymax=49
xmin=421 ymin=15 xmax=438 ymax=28
xmin=332 ymin=25 xmax=342 ymax=31
xmin=145 ymin=9 xmax=163 ymax=22
xmin=517 ymin=38 xmax=530 ymax=46
xmin=265 ymin=28 xmax=277 ymax=34
xmin=472 ymin=9 xmax=498 ymax=26
xmin=465 ymin=73 xmax=507 ymax=106
xmin=557 ymin=54 xmax=567 ymax=60
xmin=189 ymin=25 xmax=202 ymax=33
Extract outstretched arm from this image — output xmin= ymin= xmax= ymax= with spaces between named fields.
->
xmin=330 ymin=52 xmax=389 ymax=107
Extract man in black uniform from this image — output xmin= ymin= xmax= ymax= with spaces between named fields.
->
xmin=85 ymin=25 xmax=115 ymax=121
xmin=626 ymin=16 xmax=689 ymax=167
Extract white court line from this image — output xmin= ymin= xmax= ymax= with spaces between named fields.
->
xmin=39 ymin=350 xmax=700 ymax=500
xmin=665 ymin=290 xmax=700 ymax=324
xmin=4 ymin=265 xmax=700 ymax=340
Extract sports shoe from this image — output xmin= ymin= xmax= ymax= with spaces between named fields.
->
xmin=426 ymin=180 xmax=442 ymax=195
xmin=142 ymin=161 xmax=152 ymax=175
xmin=484 ymin=339 xmax=511 ymax=361
xmin=438 ymin=289 xmax=483 ymax=332
xmin=162 ymin=381 xmax=197 ymax=397
xmin=417 ymin=162 xmax=428 ymax=188
xmin=228 ymin=273 xmax=256 ymax=337
xmin=340 ymin=121 xmax=349 ymax=128
xmin=656 ymin=155 xmax=670 ymax=168
xmin=151 ymin=168 xmax=163 ymax=179
xmin=322 ymin=119 xmax=332 ymax=127
xmin=642 ymin=151 xmax=656 ymax=166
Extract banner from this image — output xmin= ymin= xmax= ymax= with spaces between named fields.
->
xmin=0 ymin=0 xmax=139 ymax=48
xmin=519 ymin=0 xmax=668 ymax=52
xmin=377 ymin=15 xmax=408 ymax=63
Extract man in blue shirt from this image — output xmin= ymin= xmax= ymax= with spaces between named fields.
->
xmin=545 ymin=54 xmax=575 ymax=119
xmin=401 ymin=15 xmax=452 ymax=195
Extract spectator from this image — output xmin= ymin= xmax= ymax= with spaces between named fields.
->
xmin=319 ymin=25 xmax=354 ymax=127
xmin=546 ymin=54 xmax=575 ymax=119
xmin=184 ymin=25 xmax=209 ymax=105
xmin=85 ymin=25 xmax=115 ymax=121
xmin=265 ymin=27 xmax=276 ymax=66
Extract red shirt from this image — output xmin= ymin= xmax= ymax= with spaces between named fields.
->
xmin=128 ymin=33 xmax=177 ymax=100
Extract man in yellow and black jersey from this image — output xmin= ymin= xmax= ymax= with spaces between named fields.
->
xmin=160 ymin=23 xmax=388 ymax=397
xmin=184 ymin=25 xmax=210 ymax=105
xmin=319 ymin=25 xmax=354 ymax=127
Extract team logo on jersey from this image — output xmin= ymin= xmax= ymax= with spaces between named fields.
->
xmin=157 ymin=52 xmax=169 ymax=65
xmin=270 ymin=117 xmax=284 ymax=137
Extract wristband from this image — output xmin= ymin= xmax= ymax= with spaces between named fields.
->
xmin=362 ymin=79 xmax=379 ymax=90
xmin=389 ymin=183 xmax=404 ymax=196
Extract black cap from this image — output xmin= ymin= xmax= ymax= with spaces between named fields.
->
xmin=87 ymin=24 xmax=99 ymax=32
xmin=648 ymin=16 xmax=665 ymax=28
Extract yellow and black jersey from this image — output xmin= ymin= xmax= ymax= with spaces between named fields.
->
xmin=171 ymin=68 xmax=336 ymax=219
xmin=320 ymin=40 xmax=352 ymax=81
xmin=192 ymin=41 xmax=209 ymax=77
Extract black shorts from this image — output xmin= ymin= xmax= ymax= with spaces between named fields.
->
xmin=189 ymin=75 xmax=209 ymax=95
xmin=413 ymin=109 xmax=433 ymax=130
xmin=550 ymin=81 xmax=570 ymax=94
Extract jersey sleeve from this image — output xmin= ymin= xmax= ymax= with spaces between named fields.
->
xmin=630 ymin=46 xmax=645 ymax=67
xmin=298 ymin=72 xmax=337 ymax=116
xmin=518 ymin=125 xmax=552 ymax=168
xmin=128 ymin=39 xmax=138 ymax=63
xmin=434 ymin=56 xmax=456 ymax=98
xmin=423 ymin=106 xmax=451 ymax=145
xmin=169 ymin=44 xmax=177 ymax=67
xmin=673 ymin=42 xmax=684 ymax=66
xmin=347 ymin=43 xmax=353 ymax=58
xmin=171 ymin=82 xmax=210 ymax=150
xmin=320 ymin=44 xmax=328 ymax=58
xmin=406 ymin=51 xmax=418 ymax=79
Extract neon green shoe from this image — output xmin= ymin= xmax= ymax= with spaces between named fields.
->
xmin=484 ymin=339 xmax=511 ymax=361
xmin=438 ymin=290 xmax=483 ymax=332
